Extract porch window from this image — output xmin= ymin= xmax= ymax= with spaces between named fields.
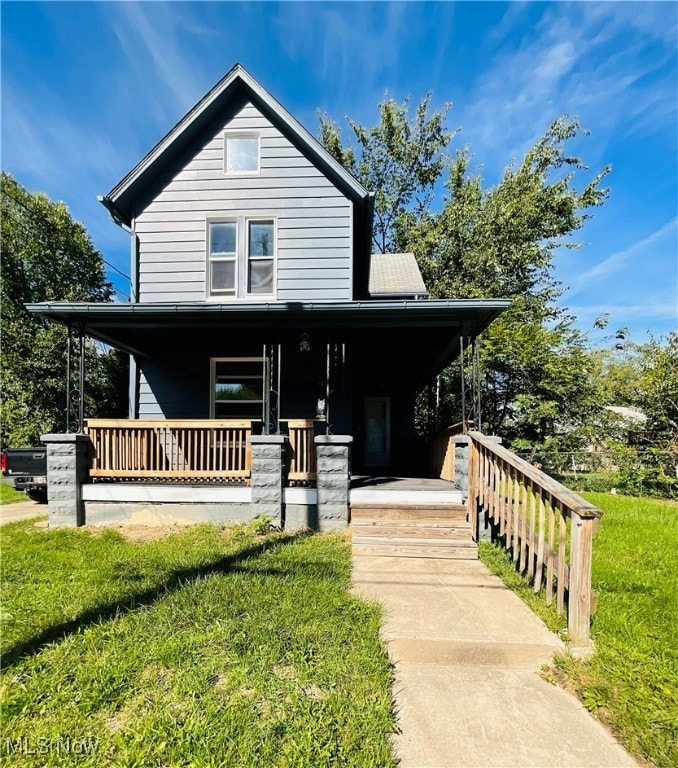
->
xmin=224 ymin=132 xmax=259 ymax=174
xmin=211 ymin=358 xmax=267 ymax=419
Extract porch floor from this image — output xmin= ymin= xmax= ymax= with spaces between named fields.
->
xmin=350 ymin=476 xmax=463 ymax=510
xmin=350 ymin=475 xmax=461 ymax=491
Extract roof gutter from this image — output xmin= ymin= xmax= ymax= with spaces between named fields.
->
xmin=26 ymin=298 xmax=511 ymax=315
xmin=98 ymin=195 xmax=132 ymax=231
xmin=369 ymin=292 xmax=430 ymax=300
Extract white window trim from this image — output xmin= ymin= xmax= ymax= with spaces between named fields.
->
xmin=245 ymin=217 xmax=276 ymax=298
xmin=210 ymin=357 xmax=268 ymax=420
xmin=207 ymin=219 xmax=238 ymax=296
xmin=206 ymin=216 xmax=276 ymax=300
xmin=223 ymin=130 xmax=261 ymax=176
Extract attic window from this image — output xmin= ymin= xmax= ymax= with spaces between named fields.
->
xmin=224 ymin=132 xmax=259 ymax=174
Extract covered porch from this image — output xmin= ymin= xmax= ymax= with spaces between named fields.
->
xmin=27 ymin=298 xmax=509 ymax=478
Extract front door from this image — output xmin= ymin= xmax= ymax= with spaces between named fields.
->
xmin=364 ymin=396 xmax=390 ymax=467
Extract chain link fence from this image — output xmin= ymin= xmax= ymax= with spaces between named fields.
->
xmin=514 ymin=449 xmax=678 ymax=500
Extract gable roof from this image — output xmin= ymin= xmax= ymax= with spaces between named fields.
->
xmin=100 ymin=63 xmax=371 ymax=226
xmin=369 ymin=253 xmax=429 ymax=298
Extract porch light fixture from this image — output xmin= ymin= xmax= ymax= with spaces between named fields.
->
xmin=299 ymin=332 xmax=311 ymax=352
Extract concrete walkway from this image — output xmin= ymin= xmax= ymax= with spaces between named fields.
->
xmin=352 ymin=555 xmax=636 ymax=768
xmin=0 ymin=501 xmax=47 ymax=525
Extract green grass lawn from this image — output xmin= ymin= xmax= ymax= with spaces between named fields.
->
xmin=0 ymin=483 xmax=28 ymax=505
xmin=481 ymin=493 xmax=677 ymax=768
xmin=0 ymin=521 xmax=396 ymax=767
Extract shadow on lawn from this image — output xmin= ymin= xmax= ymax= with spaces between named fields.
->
xmin=2 ymin=532 xmax=310 ymax=669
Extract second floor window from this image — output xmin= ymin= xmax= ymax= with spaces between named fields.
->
xmin=208 ymin=219 xmax=275 ymax=298
xmin=209 ymin=222 xmax=237 ymax=295
xmin=225 ymin=133 xmax=259 ymax=174
xmin=248 ymin=221 xmax=274 ymax=294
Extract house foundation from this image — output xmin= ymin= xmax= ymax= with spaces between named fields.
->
xmin=41 ymin=432 xmax=352 ymax=532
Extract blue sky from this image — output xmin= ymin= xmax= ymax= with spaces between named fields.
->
xmin=2 ymin=1 xmax=676 ymax=345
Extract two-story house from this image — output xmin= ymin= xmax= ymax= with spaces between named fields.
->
xmin=29 ymin=64 xmax=508 ymax=531
xmin=26 ymin=64 xmax=602 ymax=643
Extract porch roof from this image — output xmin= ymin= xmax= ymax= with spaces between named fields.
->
xmin=27 ymin=298 xmax=509 ymax=387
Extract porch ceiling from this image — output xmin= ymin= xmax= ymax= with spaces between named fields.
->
xmin=26 ymin=299 xmax=509 ymax=383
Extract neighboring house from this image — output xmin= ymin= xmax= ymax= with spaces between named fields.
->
xmin=603 ymin=406 xmax=648 ymax=428
xmin=28 ymin=64 xmax=508 ymax=526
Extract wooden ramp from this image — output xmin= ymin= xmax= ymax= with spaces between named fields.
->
xmin=351 ymin=503 xmax=477 ymax=559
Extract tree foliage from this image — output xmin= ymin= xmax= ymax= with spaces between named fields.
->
xmin=597 ymin=334 xmax=678 ymax=444
xmin=1 ymin=172 xmax=127 ymax=448
xmin=319 ymin=94 xmax=455 ymax=254
xmin=593 ymin=334 xmax=678 ymax=496
xmin=415 ymin=117 xmax=609 ymax=303
xmin=321 ymin=104 xmax=611 ymax=450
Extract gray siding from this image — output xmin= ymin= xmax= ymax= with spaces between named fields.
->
xmin=135 ymin=102 xmax=352 ymax=302
xmin=138 ymin=361 xmax=207 ymax=419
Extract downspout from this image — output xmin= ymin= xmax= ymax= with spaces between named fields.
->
xmin=97 ymin=195 xmax=139 ymax=418
xmin=460 ymin=337 xmax=466 ymax=433
xmin=128 ymin=222 xmax=139 ymax=418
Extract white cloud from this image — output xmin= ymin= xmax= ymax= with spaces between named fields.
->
xmin=458 ymin=2 xmax=677 ymax=175
xmin=106 ymin=2 xmax=207 ymax=120
xmin=273 ymin=2 xmax=412 ymax=121
xmin=2 ymin=81 xmax=123 ymax=193
xmin=568 ymin=220 xmax=677 ymax=298
xmin=571 ymin=301 xmax=677 ymax=321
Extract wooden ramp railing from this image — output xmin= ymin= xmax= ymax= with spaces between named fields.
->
xmin=85 ymin=420 xmax=254 ymax=481
xmin=281 ymin=419 xmax=317 ymax=485
xmin=430 ymin=422 xmax=469 ymax=481
xmin=467 ymin=430 xmax=602 ymax=647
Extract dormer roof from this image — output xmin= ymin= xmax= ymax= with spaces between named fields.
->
xmin=369 ymin=253 xmax=429 ymax=298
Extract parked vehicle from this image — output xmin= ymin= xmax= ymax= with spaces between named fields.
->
xmin=1 ymin=447 xmax=48 ymax=503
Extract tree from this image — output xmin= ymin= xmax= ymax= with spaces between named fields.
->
xmin=594 ymin=334 xmax=678 ymax=496
xmin=415 ymin=118 xmax=609 ymax=301
xmin=321 ymin=107 xmax=611 ymax=450
xmin=1 ymin=172 xmax=127 ymax=448
xmin=424 ymin=119 xmax=608 ymax=445
xmin=319 ymin=94 xmax=455 ymax=254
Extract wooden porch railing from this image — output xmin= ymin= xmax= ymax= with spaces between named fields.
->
xmin=281 ymin=419 xmax=317 ymax=484
xmin=430 ymin=422 xmax=469 ymax=481
xmin=467 ymin=430 xmax=602 ymax=647
xmin=85 ymin=420 xmax=254 ymax=480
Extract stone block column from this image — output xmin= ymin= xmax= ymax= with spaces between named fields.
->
xmin=248 ymin=435 xmax=286 ymax=525
xmin=452 ymin=435 xmax=470 ymax=493
xmin=315 ymin=436 xmax=352 ymax=531
xmin=41 ymin=433 xmax=91 ymax=527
